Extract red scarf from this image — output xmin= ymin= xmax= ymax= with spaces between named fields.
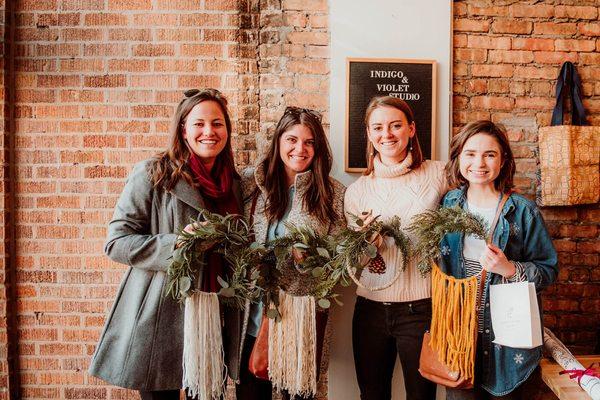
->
xmin=188 ymin=153 xmax=241 ymax=292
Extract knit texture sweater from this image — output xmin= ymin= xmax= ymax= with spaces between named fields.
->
xmin=344 ymin=155 xmax=448 ymax=302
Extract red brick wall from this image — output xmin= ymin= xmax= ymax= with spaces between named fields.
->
xmin=10 ymin=1 xmax=261 ymax=398
xmin=1 ymin=0 xmax=9 ymax=398
xmin=256 ymin=0 xmax=329 ymax=157
xmin=453 ymin=0 xmax=599 ymax=357
xmin=7 ymin=0 xmax=330 ymax=398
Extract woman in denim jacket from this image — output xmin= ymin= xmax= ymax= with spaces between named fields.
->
xmin=439 ymin=121 xmax=558 ymax=400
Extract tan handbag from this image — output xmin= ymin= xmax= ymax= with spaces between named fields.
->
xmin=245 ymin=190 xmax=271 ymax=380
xmin=418 ymin=194 xmax=509 ymax=389
xmin=248 ymin=314 xmax=270 ymax=380
xmin=538 ymin=62 xmax=599 ymax=206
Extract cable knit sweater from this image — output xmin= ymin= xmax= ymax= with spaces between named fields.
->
xmin=344 ymin=155 xmax=448 ymax=302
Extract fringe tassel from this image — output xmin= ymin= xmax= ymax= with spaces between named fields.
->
xmin=182 ymin=291 xmax=225 ymax=400
xmin=430 ymin=263 xmax=478 ymax=384
xmin=268 ymin=290 xmax=317 ymax=397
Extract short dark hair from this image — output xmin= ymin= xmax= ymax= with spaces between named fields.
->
xmin=446 ymin=120 xmax=515 ymax=192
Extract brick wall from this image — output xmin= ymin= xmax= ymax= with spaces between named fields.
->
xmin=1 ymin=0 xmax=598 ymax=399
xmin=9 ymin=1 xmax=260 ymax=398
xmin=453 ymin=0 xmax=599 ymax=358
xmin=1 ymin=0 xmax=9 ymax=398
xmin=1 ymin=0 xmax=17 ymax=397
xmin=256 ymin=0 xmax=329 ymax=157
xmin=5 ymin=0 xmax=330 ymax=398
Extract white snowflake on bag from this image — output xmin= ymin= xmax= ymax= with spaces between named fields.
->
xmin=513 ymin=353 xmax=523 ymax=364
xmin=441 ymin=245 xmax=451 ymax=256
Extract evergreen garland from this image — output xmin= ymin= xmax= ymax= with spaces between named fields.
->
xmin=335 ymin=212 xmax=411 ymax=276
xmin=269 ymin=224 xmax=349 ymax=311
xmin=166 ymin=210 xmax=264 ymax=307
xmin=407 ymin=205 xmax=488 ymax=276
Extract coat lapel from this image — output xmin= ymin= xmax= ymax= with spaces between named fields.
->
xmin=232 ymin=179 xmax=243 ymax=213
xmin=171 ymin=177 xmax=244 ymax=214
xmin=170 ymin=178 xmax=205 ymax=212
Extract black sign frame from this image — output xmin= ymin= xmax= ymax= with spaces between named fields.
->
xmin=345 ymin=58 xmax=437 ymax=172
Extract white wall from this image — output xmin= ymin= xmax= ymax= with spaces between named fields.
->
xmin=328 ymin=1 xmax=452 ymax=398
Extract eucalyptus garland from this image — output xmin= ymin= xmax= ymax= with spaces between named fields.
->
xmin=336 ymin=212 xmax=412 ymax=290
xmin=269 ymin=224 xmax=350 ymax=310
xmin=166 ymin=210 xmax=263 ymax=307
xmin=407 ymin=205 xmax=489 ymax=276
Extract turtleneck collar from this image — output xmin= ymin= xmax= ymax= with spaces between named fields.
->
xmin=373 ymin=152 xmax=413 ymax=178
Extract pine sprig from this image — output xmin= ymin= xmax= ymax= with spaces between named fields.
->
xmin=269 ymin=224 xmax=349 ymax=310
xmin=335 ymin=213 xmax=411 ymax=275
xmin=407 ymin=205 xmax=489 ymax=276
xmin=218 ymin=244 xmax=267 ymax=309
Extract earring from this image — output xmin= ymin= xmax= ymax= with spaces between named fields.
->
xmin=408 ymin=138 xmax=413 ymax=151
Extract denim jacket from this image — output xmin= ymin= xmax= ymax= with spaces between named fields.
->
xmin=439 ymin=187 xmax=558 ymax=396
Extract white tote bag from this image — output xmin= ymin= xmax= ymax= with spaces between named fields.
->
xmin=489 ymin=281 xmax=542 ymax=349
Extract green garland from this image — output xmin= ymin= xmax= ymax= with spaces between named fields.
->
xmin=166 ymin=210 xmax=263 ymax=308
xmin=268 ymin=213 xmax=412 ymax=311
xmin=269 ymin=224 xmax=348 ymax=310
xmin=407 ymin=205 xmax=488 ymax=276
xmin=336 ymin=213 xmax=411 ymax=276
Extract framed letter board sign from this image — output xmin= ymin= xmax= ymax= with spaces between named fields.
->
xmin=345 ymin=58 xmax=437 ymax=172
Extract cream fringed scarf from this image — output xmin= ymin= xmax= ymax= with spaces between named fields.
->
xmin=182 ymin=291 xmax=225 ymax=400
xmin=268 ymin=290 xmax=317 ymax=397
xmin=429 ymin=263 xmax=478 ymax=384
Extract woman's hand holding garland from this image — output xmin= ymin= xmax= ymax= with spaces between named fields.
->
xmin=166 ymin=210 xmax=264 ymax=308
xmin=407 ymin=205 xmax=489 ymax=276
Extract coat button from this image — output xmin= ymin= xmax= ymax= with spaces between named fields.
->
xmin=484 ymin=351 xmax=488 ymax=356
xmin=485 ymin=329 xmax=490 ymax=333
xmin=485 ymin=303 xmax=490 ymax=308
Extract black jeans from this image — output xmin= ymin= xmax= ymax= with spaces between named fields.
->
xmin=236 ymin=335 xmax=273 ymax=400
xmin=236 ymin=335 xmax=315 ymax=400
xmin=352 ymin=296 xmax=436 ymax=400
xmin=139 ymin=389 xmax=220 ymax=400
xmin=139 ymin=390 xmax=180 ymax=400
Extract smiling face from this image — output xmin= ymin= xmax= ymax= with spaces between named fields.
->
xmin=278 ymin=124 xmax=315 ymax=186
xmin=367 ymin=105 xmax=415 ymax=165
xmin=459 ymin=133 xmax=503 ymax=190
xmin=182 ymin=100 xmax=228 ymax=169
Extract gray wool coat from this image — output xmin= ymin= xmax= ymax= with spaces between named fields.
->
xmin=88 ymin=159 xmax=243 ymax=390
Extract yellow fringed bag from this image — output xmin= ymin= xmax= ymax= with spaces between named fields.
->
xmin=418 ymin=194 xmax=509 ymax=388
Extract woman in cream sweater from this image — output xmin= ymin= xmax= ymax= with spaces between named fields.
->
xmin=344 ymin=96 xmax=447 ymax=400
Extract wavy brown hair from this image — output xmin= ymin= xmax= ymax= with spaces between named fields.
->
xmin=363 ymin=96 xmax=423 ymax=175
xmin=150 ymin=88 xmax=238 ymax=190
xmin=445 ymin=120 xmax=515 ymax=192
xmin=261 ymin=107 xmax=338 ymax=224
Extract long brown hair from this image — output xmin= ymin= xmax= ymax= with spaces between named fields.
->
xmin=445 ymin=120 xmax=515 ymax=192
xmin=363 ymin=96 xmax=423 ymax=175
xmin=150 ymin=88 xmax=238 ymax=190
xmin=261 ymin=107 xmax=337 ymax=224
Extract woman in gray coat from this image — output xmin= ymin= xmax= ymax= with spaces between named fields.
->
xmin=88 ymin=89 xmax=243 ymax=400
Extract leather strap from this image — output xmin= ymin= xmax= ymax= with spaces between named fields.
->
xmin=249 ymin=188 xmax=259 ymax=227
xmin=551 ymin=62 xmax=588 ymax=127
xmin=248 ymin=188 xmax=260 ymax=242
xmin=476 ymin=192 xmax=510 ymax=307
